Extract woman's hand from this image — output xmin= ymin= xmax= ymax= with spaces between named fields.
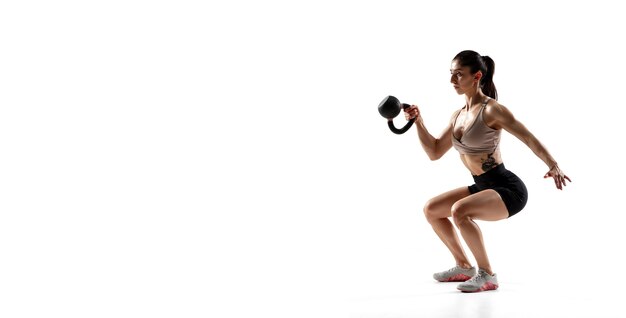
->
xmin=544 ymin=164 xmax=571 ymax=190
xmin=404 ymin=105 xmax=420 ymax=121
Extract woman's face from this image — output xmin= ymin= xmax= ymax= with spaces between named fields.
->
xmin=450 ymin=60 xmax=480 ymax=95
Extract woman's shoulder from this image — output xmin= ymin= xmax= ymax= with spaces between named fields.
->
xmin=484 ymin=99 xmax=516 ymax=126
xmin=484 ymin=99 xmax=511 ymax=115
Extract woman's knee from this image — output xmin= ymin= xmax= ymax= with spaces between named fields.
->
xmin=451 ymin=201 xmax=472 ymax=226
xmin=423 ymin=198 xmax=447 ymax=221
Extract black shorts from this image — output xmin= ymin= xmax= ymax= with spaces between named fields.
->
xmin=468 ymin=163 xmax=528 ymax=217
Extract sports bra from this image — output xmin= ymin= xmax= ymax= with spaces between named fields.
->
xmin=451 ymin=98 xmax=501 ymax=155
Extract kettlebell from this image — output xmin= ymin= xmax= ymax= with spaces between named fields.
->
xmin=378 ymin=95 xmax=415 ymax=134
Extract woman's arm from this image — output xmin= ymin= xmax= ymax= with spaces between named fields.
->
xmin=485 ymin=103 xmax=572 ymax=189
xmin=404 ymin=105 xmax=454 ymax=161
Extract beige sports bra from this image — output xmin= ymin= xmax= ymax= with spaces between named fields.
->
xmin=451 ymin=98 xmax=501 ymax=155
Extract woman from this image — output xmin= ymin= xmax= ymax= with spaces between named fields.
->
xmin=404 ymin=50 xmax=571 ymax=292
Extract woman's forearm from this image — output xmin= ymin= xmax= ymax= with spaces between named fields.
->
xmin=527 ymin=134 xmax=558 ymax=168
xmin=415 ymin=118 xmax=440 ymax=160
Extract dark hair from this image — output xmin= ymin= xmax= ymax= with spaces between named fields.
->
xmin=453 ymin=50 xmax=498 ymax=100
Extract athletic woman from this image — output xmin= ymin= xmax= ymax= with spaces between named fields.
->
xmin=404 ymin=50 xmax=571 ymax=292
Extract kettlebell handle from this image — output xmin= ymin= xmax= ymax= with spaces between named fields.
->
xmin=387 ymin=103 xmax=415 ymax=134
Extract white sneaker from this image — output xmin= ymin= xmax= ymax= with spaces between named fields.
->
xmin=457 ymin=268 xmax=499 ymax=292
xmin=433 ymin=265 xmax=476 ymax=282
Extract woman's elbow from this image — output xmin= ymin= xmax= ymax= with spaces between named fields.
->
xmin=425 ymin=143 xmax=445 ymax=161
xmin=427 ymin=150 xmax=442 ymax=161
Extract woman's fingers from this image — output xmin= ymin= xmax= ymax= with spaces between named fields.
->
xmin=412 ymin=107 xmax=420 ymax=119
xmin=545 ymin=170 xmax=571 ymax=190
xmin=554 ymin=177 xmax=560 ymax=190
xmin=403 ymin=107 xmax=419 ymax=120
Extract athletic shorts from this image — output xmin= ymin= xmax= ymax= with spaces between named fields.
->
xmin=468 ymin=163 xmax=528 ymax=217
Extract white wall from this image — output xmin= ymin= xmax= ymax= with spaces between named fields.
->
xmin=0 ymin=1 xmax=622 ymax=317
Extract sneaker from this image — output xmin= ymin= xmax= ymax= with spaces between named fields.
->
xmin=457 ymin=268 xmax=499 ymax=292
xmin=433 ymin=265 xmax=476 ymax=282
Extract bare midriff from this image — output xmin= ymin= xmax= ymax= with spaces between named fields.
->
xmin=459 ymin=149 xmax=503 ymax=176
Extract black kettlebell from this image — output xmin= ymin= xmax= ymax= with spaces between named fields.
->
xmin=378 ymin=95 xmax=415 ymax=134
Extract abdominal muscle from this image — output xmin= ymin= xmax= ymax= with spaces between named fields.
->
xmin=459 ymin=149 xmax=503 ymax=176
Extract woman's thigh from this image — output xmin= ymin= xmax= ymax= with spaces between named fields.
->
xmin=452 ymin=189 xmax=509 ymax=221
xmin=424 ymin=186 xmax=472 ymax=219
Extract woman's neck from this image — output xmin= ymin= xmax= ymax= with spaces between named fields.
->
xmin=464 ymin=90 xmax=487 ymax=111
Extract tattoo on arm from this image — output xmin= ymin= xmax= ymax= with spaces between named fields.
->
xmin=481 ymin=153 xmax=497 ymax=171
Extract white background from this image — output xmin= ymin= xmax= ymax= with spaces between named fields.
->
xmin=1 ymin=0 xmax=623 ymax=317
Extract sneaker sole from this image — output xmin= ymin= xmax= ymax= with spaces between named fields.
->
xmin=458 ymin=282 xmax=498 ymax=293
xmin=436 ymin=274 xmax=473 ymax=282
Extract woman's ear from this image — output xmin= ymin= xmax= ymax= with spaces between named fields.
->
xmin=474 ymin=71 xmax=483 ymax=83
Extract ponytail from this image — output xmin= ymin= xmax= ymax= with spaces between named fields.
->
xmin=480 ymin=55 xmax=498 ymax=100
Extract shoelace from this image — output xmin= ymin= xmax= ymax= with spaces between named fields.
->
xmin=466 ymin=271 xmax=487 ymax=283
xmin=448 ymin=266 xmax=472 ymax=273
xmin=445 ymin=266 xmax=464 ymax=274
